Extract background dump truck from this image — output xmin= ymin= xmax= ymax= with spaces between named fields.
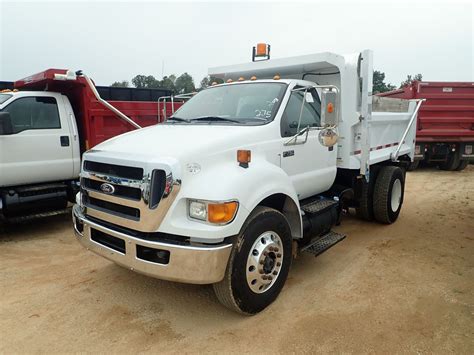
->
xmin=72 ymin=49 xmax=422 ymax=314
xmin=0 ymin=69 xmax=183 ymax=220
xmin=378 ymin=81 xmax=474 ymax=171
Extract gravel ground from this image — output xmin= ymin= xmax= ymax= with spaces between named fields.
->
xmin=1 ymin=166 xmax=473 ymax=353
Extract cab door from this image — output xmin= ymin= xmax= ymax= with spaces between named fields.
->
xmin=279 ymin=87 xmax=337 ymax=200
xmin=0 ymin=94 xmax=74 ymax=187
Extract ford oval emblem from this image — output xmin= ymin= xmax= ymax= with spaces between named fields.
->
xmin=100 ymin=183 xmax=115 ymax=195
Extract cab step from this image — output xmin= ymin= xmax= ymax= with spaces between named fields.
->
xmin=301 ymin=231 xmax=346 ymax=257
xmin=301 ymin=198 xmax=338 ymax=215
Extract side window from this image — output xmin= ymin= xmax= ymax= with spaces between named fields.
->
xmin=280 ymin=89 xmax=321 ymax=137
xmin=1 ymin=97 xmax=60 ymax=134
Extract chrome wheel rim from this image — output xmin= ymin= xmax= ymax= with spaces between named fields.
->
xmin=246 ymin=231 xmax=283 ymax=294
xmin=391 ymin=179 xmax=402 ymax=212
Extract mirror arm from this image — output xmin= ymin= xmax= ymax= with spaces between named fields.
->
xmin=284 ymin=125 xmax=310 ymax=146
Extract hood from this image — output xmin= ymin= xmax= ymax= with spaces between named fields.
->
xmin=90 ymin=123 xmax=268 ymax=162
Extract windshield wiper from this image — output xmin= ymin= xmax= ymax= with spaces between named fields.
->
xmin=167 ymin=116 xmax=191 ymax=123
xmin=192 ymin=116 xmax=240 ymax=123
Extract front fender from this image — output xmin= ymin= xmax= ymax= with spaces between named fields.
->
xmin=158 ymin=159 xmax=302 ymax=241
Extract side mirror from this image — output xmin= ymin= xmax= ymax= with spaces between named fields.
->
xmin=0 ymin=112 xmax=13 ymax=135
xmin=320 ymin=89 xmax=338 ymax=126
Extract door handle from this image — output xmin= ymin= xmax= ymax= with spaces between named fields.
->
xmin=60 ymin=135 xmax=70 ymax=147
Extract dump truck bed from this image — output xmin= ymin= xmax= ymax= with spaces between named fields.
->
xmin=378 ymin=81 xmax=474 ymax=143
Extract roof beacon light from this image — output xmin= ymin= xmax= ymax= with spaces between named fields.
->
xmin=238 ymin=77 xmax=245 ymax=81
xmin=273 ymin=75 xmax=281 ymax=80
xmin=250 ymin=76 xmax=257 ymax=81
xmin=252 ymin=43 xmax=271 ymax=62
xmin=226 ymin=79 xmax=233 ymax=83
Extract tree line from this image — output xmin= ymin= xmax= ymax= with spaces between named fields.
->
xmin=112 ymin=71 xmax=423 ymax=94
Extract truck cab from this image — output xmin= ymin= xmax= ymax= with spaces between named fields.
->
xmin=72 ymin=49 xmax=420 ymax=314
xmin=0 ymin=69 xmax=179 ymax=220
xmin=0 ymin=91 xmax=81 ymax=187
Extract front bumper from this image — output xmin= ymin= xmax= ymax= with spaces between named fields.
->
xmin=72 ymin=205 xmax=232 ymax=284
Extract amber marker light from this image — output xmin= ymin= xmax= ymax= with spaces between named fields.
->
xmin=327 ymin=102 xmax=334 ymax=113
xmin=237 ymin=149 xmax=251 ymax=168
xmin=238 ymin=77 xmax=245 ymax=81
xmin=226 ymin=79 xmax=233 ymax=83
xmin=273 ymin=75 xmax=281 ymax=80
xmin=208 ymin=201 xmax=239 ymax=224
xmin=250 ymin=76 xmax=257 ymax=80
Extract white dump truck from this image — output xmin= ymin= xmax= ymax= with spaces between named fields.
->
xmin=72 ymin=48 xmax=423 ymax=314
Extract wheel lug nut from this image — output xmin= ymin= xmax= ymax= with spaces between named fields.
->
xmin=273 ymin=271 xmax=278 ymax=275
xmin=274 ymin=248 xmax=279 ymax=252
xmin=259 ymin=260 xmax=264 ymax=265
xmin=277 ymin=253 xmax=282 ymax=258
xmin=277 ymin=262 xmax=281 ymax=266
xmin=268 ymin=276 xmax=273 ymax=281
xmin=262 ymin=275 xmax=267 ymax=280
xmin=259 ymin=269 xmax=264 ymax=274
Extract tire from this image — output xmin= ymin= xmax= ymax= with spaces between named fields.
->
xmin=407 ymin=160 xmax=420 ymax=171
xmin=439 ymin=151 xmax=460 ymax=171
xmin=213 ymin=206 xmax=292 ymax=315
xmin=455 ymin=160 xmax=468 ymax=171
xmin=355 ymin=179 xmax=374 ymax=221
xmin=373 ymin=166 xmax=405 ymax=224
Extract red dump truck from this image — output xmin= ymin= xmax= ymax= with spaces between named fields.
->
xmin=378 ymin=81 xmax=474 ymax=171
xmin=0 ymin=69 xmax=183 ymax=220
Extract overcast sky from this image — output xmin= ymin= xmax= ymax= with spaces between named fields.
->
xmin=0 ymin=0 xmax=472 ymax=87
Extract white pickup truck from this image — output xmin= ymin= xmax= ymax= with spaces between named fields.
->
xmin=72 ymin=49 xmax=422 ymax=314
xmin=0 ymin=70 xmax=175 ymax=221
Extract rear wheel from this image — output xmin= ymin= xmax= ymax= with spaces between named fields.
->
xmin=455 ymin=160 xmax=468 ymax=171
xmin=213 ymin=206 xmax=292 ymax=315
xmin=373 ymin=166 xmax=405 ymax=224
xmin=439 ymin=151 xmax=460 ymax=171
xmin=407 ymin=160 xmax=420 ymax=171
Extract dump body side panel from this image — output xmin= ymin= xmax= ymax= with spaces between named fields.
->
xmin=378 ymin=82 xmax=474 ymax=143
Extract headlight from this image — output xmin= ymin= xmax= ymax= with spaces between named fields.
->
xmin=188 ymin=199 xmax=238 ymax=225
xmin=189 ymin=200 xmax=207 ymax=221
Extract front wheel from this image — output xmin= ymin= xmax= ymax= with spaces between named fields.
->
xmin=213 ymin=206 xmax=292 ymax=315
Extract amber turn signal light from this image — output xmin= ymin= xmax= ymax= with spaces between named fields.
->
xmin=237 ymin=150 xmax=251 ymax=167
xmin=208 ymin=201 xmax=238 ymax=224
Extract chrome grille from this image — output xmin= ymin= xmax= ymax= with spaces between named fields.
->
xmin=80 ymin=160 xmax=180 ymax=233
xmin=84 ymin=161 xmax=143 ymax=180
xmin=82 ymin=178 xmax=141 ymax=201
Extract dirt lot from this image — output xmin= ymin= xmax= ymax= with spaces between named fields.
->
xmin=1 ymin=166 xmax=473 ymax=353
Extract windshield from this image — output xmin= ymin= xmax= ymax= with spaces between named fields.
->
xmin=170 ymin=82 xmax=287 ymax=124
xmin=0 ymin=94 xmax=12 ymax=105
